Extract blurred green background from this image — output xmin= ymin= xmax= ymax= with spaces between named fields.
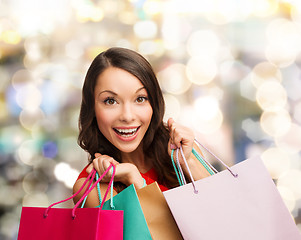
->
xmin=0 ymin=0 xmax=301 ymax=239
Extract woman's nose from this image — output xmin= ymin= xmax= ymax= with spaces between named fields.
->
xmin=119 ymin=103 xmax=135 ymax=122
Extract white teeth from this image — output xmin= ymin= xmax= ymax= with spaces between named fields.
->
xmin=117 ymin=128 xmax=137 ymax=133
xmin=115 ymin=128 xmax=138 ymax=134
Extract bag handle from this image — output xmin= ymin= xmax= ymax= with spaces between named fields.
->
xmin=173 ymin=140 xmax=238 ymax=194
xmin=44 ymin=164 xmax=115 ymax=219
xmin=94 ymin=173 xmax=147 ymax=209
xmin=194 ymin=139 xmax=238 ymax=177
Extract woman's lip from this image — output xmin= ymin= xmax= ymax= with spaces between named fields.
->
xmin=113 ymin=126 xmax=140 ymax=130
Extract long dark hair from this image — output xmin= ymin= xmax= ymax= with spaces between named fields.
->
xmin=78 ymin=47 xmax=178 ymax=188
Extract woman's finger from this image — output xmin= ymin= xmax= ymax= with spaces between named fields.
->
xmin=168 ymin=118 xmax=178 ymax=149
xmin=86 ymin=163 xmax=93 ymax=174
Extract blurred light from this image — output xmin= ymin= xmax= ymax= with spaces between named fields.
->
xmin=0 ymin=30 xmax=21 ymax=44
xmin=157 ymin=63 xmax=191 ymax=95
xmin=118 ymin=11 xmax=137 ymax=25
xmin=39 ymin=79 xmax=64 ymax=115
xmin=134 ymin=20 xmax=157 ymax=39
xmin=164 ymin=0 xmax=208 ymax=14
xmin=0 ymin=98 xmax=8 ymax=120
xmin=138 ymin=40 xmax=157 ymax=55
xmin=0 ymin=212 xmax=20 ymax=239
xmin=65 ymin=40 xmax=84 ymax=60
xmin=19 ymin=108 xmax=45 ymax=130
xmin=76 ymin=5 xmax=104 ymax=22
xmin=54 ymin=162 xmax=80 ymax=188
xmin=261 ymin=147 xmax=290 ymax=179
xmin=116 ymin=39 xmax=133 ymax=49
xmin=283 ymin=65 xmax=301 ymax=101
xmin=265 ymin=18 xmax=300 ymax=67
xmin=267 ymin=45 xmax=295 ymax=69
xmin=0 ymin=126 xmax=28 ymax=155
xmin=5 ymin=85 xmax=22 ymax=116
xmin=205 ymin=0 xmax=253 ymax=24
xmin=70 ymin=109 xmax=80 ymax=130
xmin=266 ymin=18 xmax=300 ymax=50
xmin=193 ymin=96 xmax=223 ymax=134
xmin=239 ymin=74 xmax=256 ymax=101
xmin=291 ymin=1 xmax=301 ymax=23
xmin=17 ymin=140 xmax=39 ymax=166
xmin=265 ymin=44 xmax=295 ymax=68
xmin=194 ymin=96 xmax=220 ymax=121
xmin=11 ymin=69 xmax=34 ymax=89
xmin=220 ymin=60 xmax=250 ymax=85
xmin=277 ymin=186 xmax=296 ymax=212
xmin=294 ymin=101 xmax=301 ymax=124
xmin=252 ymin=0 xmax=279 ymax=17
xmin=241 ymin=118 xmax=265 ymax=142
xmin=251 ymin=62 xmax=282 ymax=88
xmin=260 ymin=110 xmax=291 ymax=137
xmin=256 ymin=81 xmax=287 ymax=111
xmin=22 ymin=193 xmax=49 ymax=207
xmin=277 ymin=169 xmax=301 ymax=199
xmin=22 ymin=172 xmax=48 ymax=194
xmin=163 ymin=94 xmax=181 ymax=122
xmin=42 ymin=141 xmax=58 ymax=159
xmin=0 ymin=184 xmax=20 ymax=207
xmin=186 ymin=56 xmax=217 ymax=85
xmin=161 ymin=15 xmax=184 ymax=49
xmin=23 ymin=35 xmax=51 ymax=64
xmin=143 ymin=0 xmax=163 ymax=15
xmin=0 ymin=66 xmax=10 ymax=91
xmin=16 ymin=83 xmax=42 ymax=111
xmin=11 ymin=0 xmax=72 ymax=36
xmin=275 ymin=123 xmax=301 ymax=154
xmin=187 ymin=30 xmax=220 ymax=58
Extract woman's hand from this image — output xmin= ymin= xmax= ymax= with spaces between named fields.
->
xmin=167 ymin=118 xmax=212 ymax=181
xmin=86 ymin=153 xmax=145 ymax=189
xmin=168 ymin=118 xmax=195 ymax=165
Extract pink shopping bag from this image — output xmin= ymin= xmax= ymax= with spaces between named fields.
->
xmin=163 ymin=142 xmax=301 ymax=240
xmin=18 ymin=164 xmax=123 ymax=240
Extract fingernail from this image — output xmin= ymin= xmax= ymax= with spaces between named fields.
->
xmin=170 ymin=143 xmax=177 ymax=150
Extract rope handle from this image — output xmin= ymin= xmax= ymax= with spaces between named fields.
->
xmin=94 ymin=173 xmax=147 ymax=209
xmin=172 ymin=140 xmax=238 ymax=194
xmin=171 ymin=143 xmax=216 ymax=187
xmin=44 ymin=164 xmax=115 ymax=219
xmin=194 ymin=139 xmax=238 ymax=178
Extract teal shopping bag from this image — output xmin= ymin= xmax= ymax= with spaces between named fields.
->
xmin=81 ymin=174 xmax=152 ymax=240
xmin=102 ymin=184 xmax=152 ymax=240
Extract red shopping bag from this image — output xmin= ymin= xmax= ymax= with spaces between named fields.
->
xmin=163 ymin=141 xmax=301 ymax=240
xmin=18 ymin=164 xmax=123 ymax=240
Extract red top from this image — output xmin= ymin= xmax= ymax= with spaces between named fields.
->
xmin=77 ymin=164 xmax=169 ymax=192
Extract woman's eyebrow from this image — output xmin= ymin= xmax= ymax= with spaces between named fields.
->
xmin=98 ymin=90 xmax=117 ymax=97
xmin=135 ymin=87 xmax=146 ymax=93
xmin=97 ymin=87 xmax=146 ymax=97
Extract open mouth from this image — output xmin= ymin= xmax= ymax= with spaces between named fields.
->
xmin=113 ymin=127 xmax=140 ymax=138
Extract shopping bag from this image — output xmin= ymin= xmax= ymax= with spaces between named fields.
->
xmin=18 ymin=164 xmax=123 ymax=240
xmin=101 ymin=184 xmax=152 ymax=240
xmin=136 ymin=182 xmax=183 ymax=240
xmin=163 ymin=141 xmax=301 ymax=240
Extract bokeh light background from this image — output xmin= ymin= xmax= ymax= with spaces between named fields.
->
xmin=1 ymin=0 xmax=301 ymax=238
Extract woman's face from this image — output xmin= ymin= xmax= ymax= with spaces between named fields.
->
xmin=94 ymin=67 xmax=153 ymax=153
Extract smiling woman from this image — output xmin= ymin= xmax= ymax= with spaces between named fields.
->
xmin=73 ymin=47 xmax=211 ymax=206
xmin=94 ymin=67 xmax=153 ymax=153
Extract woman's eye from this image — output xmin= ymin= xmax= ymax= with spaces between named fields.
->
xmin=104 ymin=98 xmax=117 ymax=105
xmin=136 ymin=96 xmax=147 ymax=103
